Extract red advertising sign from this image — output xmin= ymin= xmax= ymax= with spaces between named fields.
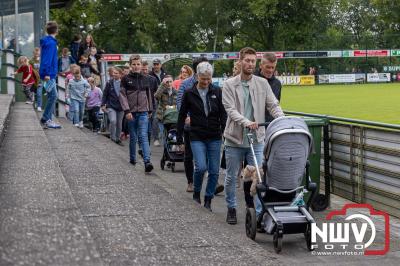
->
xmin=354 ymin=50 xmax=389 ymax=57
xmin=103 ymin=54 xmax=122 ymax=61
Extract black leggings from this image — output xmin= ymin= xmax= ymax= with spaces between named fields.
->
xmin=87 ymin=106 xmax=100 ymax=131
xmin=184 ymin=130 xmax=194 ymax=184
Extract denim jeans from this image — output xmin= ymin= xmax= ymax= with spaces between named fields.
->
xmin=138 ymin=117 xmax=152 ymax=150
xmin=148 ymin=116 xmax=153 ymax=141
xmin=158 ymin=121 xmax=164 ymax=144
xmin=224 ymin=144 xmax=263 ymax=215
xmin=36 ymin=83 xmax=43 ymax=108
xmin=151 ymin=111 xmax=159 ymax=141
xmin=107 ymin=108 xmax=124 ymax=141
xmin=41 ymin=79 xmax=57 ymax=123
xmin=128 ymin=112 xmax=151 ymax=163
xmin=191 ymin=139 xmax=222 ymax=198
xmin=70 ymin=99 xmax=85 ymax=124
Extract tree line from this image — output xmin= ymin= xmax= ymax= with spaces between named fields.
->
xmin=51 ymin=0 xmax=400 ymax=75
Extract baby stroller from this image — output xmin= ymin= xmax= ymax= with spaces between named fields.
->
xmin=160 ymin=107 xmax=184 ymax=172
xmin=245 ymin=116 xmax=317 ymax=253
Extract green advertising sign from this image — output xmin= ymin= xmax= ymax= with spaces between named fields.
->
xmin=391 ymin=50 xmax=400 ymax=56
xmin=342 ymin=50 xmax=353 ymax=57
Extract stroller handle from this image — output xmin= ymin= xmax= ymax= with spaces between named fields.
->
xmin=257 ymin=122 xmax=271 ymax=127
xmin=245 ymin=122 xmax=270 ymax=130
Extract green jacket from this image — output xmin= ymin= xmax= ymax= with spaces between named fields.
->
xmin=154 ymin=84 xmax=178 ymax=121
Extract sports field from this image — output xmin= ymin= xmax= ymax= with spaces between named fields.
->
xmin=280 ymin=83 xmax=400 ymax=124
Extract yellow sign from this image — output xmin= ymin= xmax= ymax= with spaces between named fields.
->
xmin=277 ymin=75 xmax=315 ymax=86
xmin=299 ymin=75 xmax=315 ymax=85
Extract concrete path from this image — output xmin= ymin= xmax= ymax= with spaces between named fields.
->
xmin=43 ymin=114 xmax=281 ymax=265
xmin=0 ymin=94 xmax=14 ymax=144
xmin=81 ymin=122 xmax=400 ymax=266
xmin=0 ymin=103 xmax=103 ymax=265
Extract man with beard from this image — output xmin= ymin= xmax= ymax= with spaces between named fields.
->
xmin=222 ymin=47 xmax=284 ymax=225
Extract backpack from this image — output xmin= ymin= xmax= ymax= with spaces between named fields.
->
xmin=30 ymin=64 xmax=40 ymax=90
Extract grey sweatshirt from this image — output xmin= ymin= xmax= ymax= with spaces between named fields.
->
xmin=68 ymin=78 xmax=90 ymax=102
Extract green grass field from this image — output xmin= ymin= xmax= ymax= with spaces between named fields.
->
xmin=280 ymin=83 xmax=400 ymax=124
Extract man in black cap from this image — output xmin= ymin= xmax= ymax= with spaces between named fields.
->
xmin=150 ymin=58 xmax=168 ymax=147
xmin=150 ymin=58 xmax=167 ymax=86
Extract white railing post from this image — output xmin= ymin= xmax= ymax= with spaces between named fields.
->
xmin=100 ymin=60 xmax=107 ymax=90
xmin=5 ymin=51 xmax=15 ymax=95
xmin=57 ymin=75 xmax=66 ymax=118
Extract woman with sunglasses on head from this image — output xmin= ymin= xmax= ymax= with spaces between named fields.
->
xmin=173 ymin=65 xmax=193 ymax=91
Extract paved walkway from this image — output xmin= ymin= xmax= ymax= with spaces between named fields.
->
xmin=0 ymin=103 xmax=103 ymax=265
xmin=0 ymin=103 xmax=399 ymax=265
xmin=0 ymin=95 xmax=14 ymax=144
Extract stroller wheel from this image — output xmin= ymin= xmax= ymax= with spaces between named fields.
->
xmin=273 ymin=231 xmax=283 ymax=253
xmin=160 ymin=159 xmax=165 ymax=170
xmin=245 ymin=208 xmax=257 ymax=240
xmin=305 ymin=223 xmax=314 ymax=251
xmin=311 ymin=193 xmax=329 ymax=212
xmin=273 ymin=223 xmax=283 ymax=253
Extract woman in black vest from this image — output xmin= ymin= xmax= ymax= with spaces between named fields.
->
xmin=177 ymin=62 xmax=227 ymax=211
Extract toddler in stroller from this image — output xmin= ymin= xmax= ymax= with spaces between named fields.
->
xmin=245 ymin=116 xmax=317 ymax=253
xmin=160 ymin=107 xmax=184 ymax=172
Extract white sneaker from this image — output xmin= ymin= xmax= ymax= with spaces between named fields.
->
xmin=46 ymin=120 xmax=62 ymax=129
xmin=74 ymin=123 xmax=79 ymax=127
xmin=25 ymin=101 xmax=31 ymax=104
xmin=79 ymin=121 xmax=84 ymax=128
xmin=37 ymin=107 xmax=42 ymax=112
xmin=154 ymin=140 xmax=160 ymax=147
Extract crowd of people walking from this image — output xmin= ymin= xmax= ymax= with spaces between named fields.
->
xmin=18 ymin=20 xmax=285 ymax=225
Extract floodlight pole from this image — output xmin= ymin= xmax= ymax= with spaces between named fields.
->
xmin=15 ymin=0 xmax=19 ymax=52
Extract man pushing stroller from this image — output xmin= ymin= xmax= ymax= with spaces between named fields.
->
xmin=222 ymin=47 xmax=284 ymax=225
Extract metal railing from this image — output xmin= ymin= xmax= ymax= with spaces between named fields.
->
xmin=286 ymin=111 xmax=400 ymax=218
xmin=1 ymin=49 xmax=19 ymax=96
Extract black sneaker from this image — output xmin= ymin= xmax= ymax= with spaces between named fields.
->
xmin=226 ymin=208 xmax=237 ymax=224
xmin=193 ymin=191 xmax=201 ymax=204
xmin=130 ymin=160 xmax=136 ymax=165
xmin=40 ymin=119 xmax=48 ymax=129
xmin=115 ymin=139 xmax=124 ymax=146
xmin=145 ymin=162 xmax=154 ymax=172
xmin=204 ymin=196 xmax=212 ymax=212
xmin=214 ymin=184 xmax=224 ymax=195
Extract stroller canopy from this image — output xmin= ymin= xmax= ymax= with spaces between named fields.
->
xmin=263 ymin=116 xmax=313 ymax=190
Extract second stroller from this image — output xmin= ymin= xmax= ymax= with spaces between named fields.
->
xmin=154 ymin=77 xmax=184 ymax=172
